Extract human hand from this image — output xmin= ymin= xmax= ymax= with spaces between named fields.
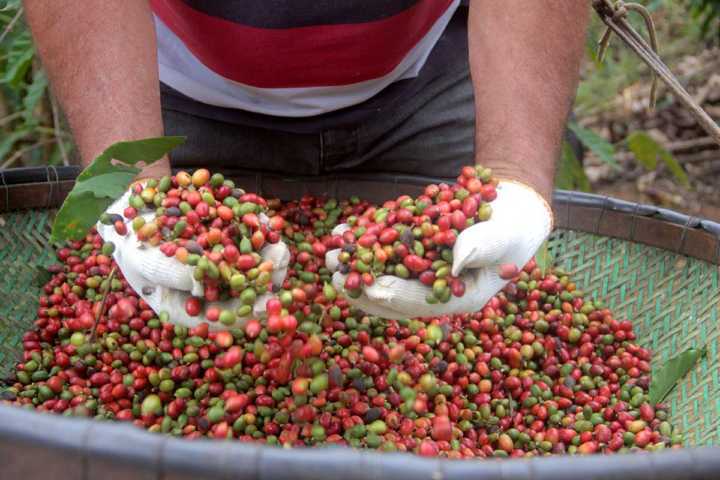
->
xmin=96 ymin=185 xmax=290 ymax=329
xmin=326 ymin=180 xmax=552 ymax=319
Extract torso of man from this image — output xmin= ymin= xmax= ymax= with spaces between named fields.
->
xmin=152 ymin=0 xmax=461 ymax=117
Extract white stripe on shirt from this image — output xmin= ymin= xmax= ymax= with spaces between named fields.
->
xmin=155 ymin=0 xmax=460 ymax=117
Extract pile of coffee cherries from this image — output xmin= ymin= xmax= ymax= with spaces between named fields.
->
xmin=334 ymin=165 xmax=497 ymax=304
xmin=99 ymin=170 xmax=285 ymax=324
xmin=3 ymin=171 xmax=683 ymax=458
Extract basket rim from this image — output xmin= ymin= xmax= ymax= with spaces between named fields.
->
xmin=0 ymin=403 xmax=718 ymax=479
xmin=2 ymin=166 xmax=719 ymax=264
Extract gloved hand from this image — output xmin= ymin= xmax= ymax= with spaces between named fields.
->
xmin=97 ymin=185 xmax=290 ymax=329
xmin=325 ymin=180 xmax=552 ymax=319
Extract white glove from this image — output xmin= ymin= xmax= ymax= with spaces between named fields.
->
xmin=326 ymin=180 xmax=552 ymax=319
xmin=97 ymin=187 xmax=290 ymax=330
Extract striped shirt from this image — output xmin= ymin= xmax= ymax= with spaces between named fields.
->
xmin=152 ymin=0 xmax=462 ymax=118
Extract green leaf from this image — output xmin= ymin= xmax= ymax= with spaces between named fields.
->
xmin=0 ymin=128 xmax=29 ymax=161
xmin=554 ymin=148 xmax=575 ymax=191
xmin=534 ymin=240 xmax=551 ymax=276
xmin=22 ymin=69 xmax=48 ymax=126
xmin=4 ymin=47 xmax=33 ymax=88
xmin=71 ymin=171 xmax=140 ymax=199
xmin=584 ymin=44 xmax=604 ymax=70
xmin=2 ymin=31 xmax=34 ymax=90
xmin=51 ymin=190 xmax=117 ymax=244
xmin=568 ymin=122 xmax=620 ymax=170
xmin=660 ymin=150 xmax=690 ymax=187
xmin=555 ymin=141 xmax=591 ymax=192
xmin=50 ymin=136 xmax=185 ymax=242
xmin=626 ymin=131 xmax=689 ymax=186
xmin=76 ymin=136 xmax=185 ymax=181
xmin=47 ymin=141 xmax=74 ymax=166
xmin=649 ymin=347 xmax=706 ymax=405
xmin=627 ymin=131 xmax=658 ymax=170
xmin=0 ymin=0 xmax=22 ymax=11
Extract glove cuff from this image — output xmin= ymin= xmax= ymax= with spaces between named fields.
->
xmin=496 ymin=178 xmax=554 ymax=233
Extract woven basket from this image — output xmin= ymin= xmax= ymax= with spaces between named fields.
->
xmin=1 ymin=167 xmax=719 ymax=480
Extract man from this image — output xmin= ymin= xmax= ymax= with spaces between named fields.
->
xmin=24 ymin=1 xmax=590 ymax=321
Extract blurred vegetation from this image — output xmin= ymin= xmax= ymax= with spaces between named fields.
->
xmin=0 ymin=0 xmax=72 ymax=169
xmin=557 ymin=0 xmax=719 ymax=191
xmin=0 ymin=0 xmax=717 ymax=187
xmin=577 ymin=0 xmax=719 ymax=116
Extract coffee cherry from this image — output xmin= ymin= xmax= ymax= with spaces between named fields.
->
xmin=9 ymin=188 xmax=680 ymax=460
xmin=185 ymin=296 xmax=202 ymax=316
xmin=335 ymin=166 xmax=499 ymax=303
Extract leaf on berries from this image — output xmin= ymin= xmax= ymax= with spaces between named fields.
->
xmin=535 ymin=240 xmax=551 ymax=276
xmin=75 ymin=137 xmax=185 ymax=181
xmin=649 ymin=347 xmax=706 ymax=405
xmin=51 ymin=136 xmax=185 ymax=243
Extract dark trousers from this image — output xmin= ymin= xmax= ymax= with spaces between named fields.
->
xmin=162 ymin=63 xmax=475 ymax=183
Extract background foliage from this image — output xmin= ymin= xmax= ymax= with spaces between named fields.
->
xmin=557 ymin=0 xmax=719 ymax=192
xmin=0 ymin=0 xmax=72 ymax=169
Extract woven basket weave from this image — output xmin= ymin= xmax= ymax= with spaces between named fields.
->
xmin=1 ymin=167 xmax=719 ymax=479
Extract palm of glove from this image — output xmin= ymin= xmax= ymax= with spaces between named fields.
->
xmin=97 ymin=188 xmax=290 ymax=329
xmin=326 ymin=181 xmax=552 ymax=319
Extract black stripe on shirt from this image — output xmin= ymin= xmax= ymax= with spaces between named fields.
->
xmin=180 ymin=0 xmax=421 ymax=29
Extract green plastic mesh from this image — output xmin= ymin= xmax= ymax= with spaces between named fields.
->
xmin=0 ymin=209 xmax=718 ymax=446
xmin=0 ymin=210 xmax=57 ymax=380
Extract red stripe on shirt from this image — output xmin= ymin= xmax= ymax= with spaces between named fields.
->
xmin=151 ymin=0 xmax=454 ymax=88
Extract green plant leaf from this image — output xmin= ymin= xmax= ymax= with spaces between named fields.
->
xmin=22 ymin=69 xmax=48 ymax=126
xmin=649 ymin=347 xmax=706 ymax=405
xmin=689 ymin=0 xmax=720 ymax=37
xmin=627 ymin=131 xmax=658 ymax=170
xmin=535 ymin=240 xmax=551 ymax=276
xmin=660 ymin=150 xmax=690 ymax=187
xmin=568 ymin=122 xmax=620 ymax=170
xmin=555 ymin=141 xmax=591 ymax=192
xmin=0 ymin=0 xmax=22 ymax=11
xmin=51 ymin=190 xmax=116 ymax=245
xmin=76 ymin=136 xmax=185 ymax=181
xmin=70 ymin=171 xmax=141 ymax=199
xmin=554 ymin=150 xmax=575 ymax=191
xmin=50 ymin=136 xmax=185 ymax=242
xmin=47 ymin=141 xmax=74 ymax=166
xmin=0 ymin=128 xmax=29 ymax=161
xmin=626 ymin=131 xmax=689 ymax=186
xmin=2 ymin=31 xmax=34 ymax=90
